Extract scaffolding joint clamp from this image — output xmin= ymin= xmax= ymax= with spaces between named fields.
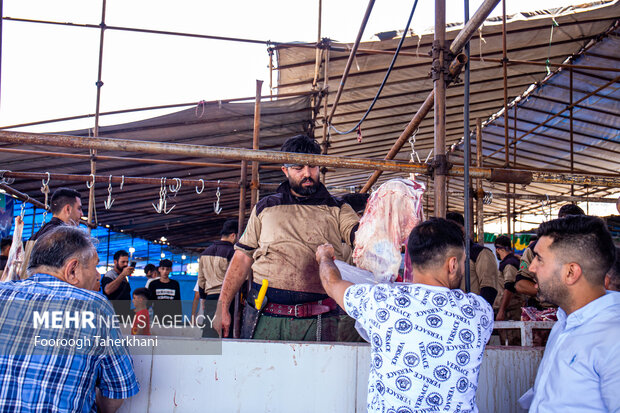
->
xmin=430 ymin=41 xmax=454 ymax=82
xmin=427 ymin=155 xmax=452 ymax=176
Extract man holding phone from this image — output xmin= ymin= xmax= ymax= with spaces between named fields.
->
xmin=102 ymin=249 xmax=134 ymax=320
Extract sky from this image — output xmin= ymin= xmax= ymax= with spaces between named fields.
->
xmin=0 ymin=0 xmax=583 ymax=132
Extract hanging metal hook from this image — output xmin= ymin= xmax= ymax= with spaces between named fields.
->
xmin=196 ymin=179 xmax=205 ymax=194
xmin=85 ymin=173 xmax=95 ymax=189
xmin=152 ymin=177 xmax=176 ymax=214
xmin=40 ymin=173 xmax=51 ymax=227
xmin=169 ymin=178 xmax=182 ymax=193
xmin=104 ymin=175 xmax=115 ymax=210
xmin=119 ymin=175 xmax=125 ymax=191
xmin=213 ymin=180 xmax=222 ymax=215
xmin=20 ymin=199 xmax=27 ymax=219
xmin=0 ymin=170 xmax=15 ymax=185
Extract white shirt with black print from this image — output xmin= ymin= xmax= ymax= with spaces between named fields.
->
xmin=344 ymin=283 xmax=494 ymax=413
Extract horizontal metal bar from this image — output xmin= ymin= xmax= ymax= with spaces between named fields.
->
xmin=0 ymin=130 xmax=618 ymax=187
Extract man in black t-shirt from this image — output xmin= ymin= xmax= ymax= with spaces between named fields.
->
xmin=148 ymin=259 xmax=182 ymax=321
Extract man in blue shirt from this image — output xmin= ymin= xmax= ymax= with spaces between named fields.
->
xmin=520 ymin=215 xmax=618 ymax=412
xmin=0 ymin=226 xmax=139 ymax=412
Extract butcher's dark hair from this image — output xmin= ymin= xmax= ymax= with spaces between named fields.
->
xmin=407 ymin=218 xmax=465 ymax=268
xmin=280 ymin=135 xmax=321 ymax=155
xmin=537 ymin=215 xmax=615 ymax=285
xmin=50 ymin=188 xmax=81 ymax=215
xmin=340 ymin=193 xmax=370 ymax=214
xmin=557 ymin=204 xmax=585 ymax=218
xmin=113 ymin=250 xmax=129 ymax=262
xmin=446 ymin=212 xmax=465 ymax=227
xmin=28 ymin=226 xmax=96 ymax=271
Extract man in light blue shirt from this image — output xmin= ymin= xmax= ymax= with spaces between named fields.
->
xmin=520 ymin=215 xmax=619 ymax=412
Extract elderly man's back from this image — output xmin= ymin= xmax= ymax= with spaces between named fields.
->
xmin=0 ymin=225 xmax=138 ymax=412
xmin=0 ymin=274 xmax=139 ymax=412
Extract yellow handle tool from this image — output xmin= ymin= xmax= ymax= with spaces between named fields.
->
xmin=255 ymin=279 xmax=269 ymax=310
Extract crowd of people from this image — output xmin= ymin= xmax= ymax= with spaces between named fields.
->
xmin=0 ymin=133 xmax=617 ymax=412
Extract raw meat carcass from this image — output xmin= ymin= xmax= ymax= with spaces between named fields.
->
xmin=1 ymin=216 xmax=25 ymax=282
xmin=353 ymin=178 xmax=425 ymax=282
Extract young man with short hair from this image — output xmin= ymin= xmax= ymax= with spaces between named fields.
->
xmin=316 ymin=218 xmax=494 ymax=412
xmin=521 ymin=215 xmax=619 ymax=412
xmin=21 ymin=187 xmax=83 ymax=278
xmin=131 ymin=288 xmax=151 ymax=336
xmin=148 ymin=259 xmax=182 ymax=321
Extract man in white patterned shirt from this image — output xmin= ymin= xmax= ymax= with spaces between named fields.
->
xmin=316 ymin=218 xmax=493 ymax=413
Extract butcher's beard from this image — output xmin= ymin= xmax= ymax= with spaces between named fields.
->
xmin=289 ymin=176 xmax=318 ymax=196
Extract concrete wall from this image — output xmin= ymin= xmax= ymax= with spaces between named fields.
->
xmin=119 ymin=338 xmax=543 ymax=413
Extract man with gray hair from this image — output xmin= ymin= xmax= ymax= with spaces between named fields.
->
xmin=0 ymin=226 xmax=139 ymax=412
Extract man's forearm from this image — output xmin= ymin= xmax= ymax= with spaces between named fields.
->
xmin=318 ymin=257 xmax=351 ymax=310
xmin=96 ymin=392 xmax=124 ymax=413
xmin=498 ymin=290 xmax=512 ymax=314
xmin=219 ymin=251 xmax=252 ymax=308
xmin=515 ymin=279 xmax=538 ymax=297
xmin=103 ymin=276 xmax=124 ymax=295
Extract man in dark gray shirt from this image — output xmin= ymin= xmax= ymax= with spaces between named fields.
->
xmin=101 ymin=249 xmax=134 ymax=319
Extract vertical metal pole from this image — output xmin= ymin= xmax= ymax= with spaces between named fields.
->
xmin=476 ymin=118 xmax=484 ymax=245
xmin=463 ymin=0 xmax=471 ymax=293
xmin=147 ymin=241 xmax=150 ymax=263
xmin=30 ymin=206 xmax=36 ymax=237
xmin=233 ymin=161 xmax=248 ymax=340
xmin=433 ymin=0 xmax=447 ymax=218
xmin=88 ymin=0 xmax=107 ymax=234
xmin=250 ymin=80 xmax=262 ymax=210
xmin=502 ymin=0 xmax=510 ymax=238
xmin=268 ymin=49 xmax=274 ymax=101
xmin=569 ymin=67 xmax=575 ymax=197
xmin=513 ymin=104 xmax=517 ymax=233
xmin=106 ymin=227 xmax=111 ymax=268
xmin=320 ymin=46 xmax=330 ymax=183
xmin=312 ymin=0 xmax=323 ymax=89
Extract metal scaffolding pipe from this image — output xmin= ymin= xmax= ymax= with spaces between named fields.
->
xmin=251 ymin=80 xmax=263 ymax=209
xmin=463 ymin=0 xmax=472 ymax=293
xmin=0 ymin=147 xmax=282 ymax=171
xmin=325 ymin=0 xmax=375 ymax=126
xmin=0 ymin=131 xmax=618 ymax=187
xmin=433 ymin=0 xmax=447 ymax=217
xmin=450 ymin=0 xmax=500 ymax=54
xmin=476 ymin=118 xmax=484 ymax=245
xmin=360 ymin=53 xmax=467 ymax=193
xmin=448 ymin=191 xmax=618 ymax=203
xmin=0 ymin=183 xmax=49 ymax=211
xmin=502 ymin=0 xmax=511 ymax=239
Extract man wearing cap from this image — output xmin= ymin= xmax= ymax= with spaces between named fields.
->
xmin=147 ymin=259 xmax=182 ymax=321
xmin=215 ymin=134 xmax=360 ymax=341
xmin=198 ymin=219 xmax=237 ymax=338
